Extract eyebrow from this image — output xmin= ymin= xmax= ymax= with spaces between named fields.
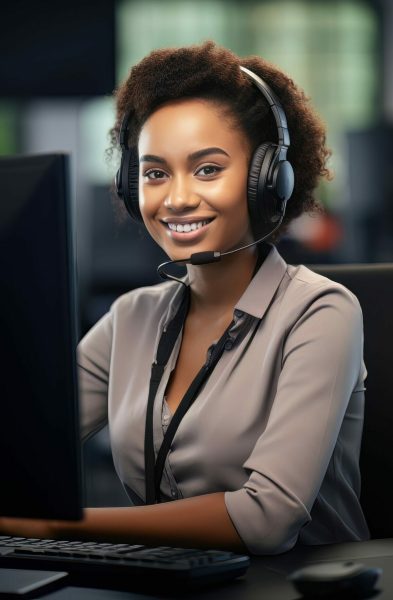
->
xmin=139 ymin=147 xmax=230 ymax=164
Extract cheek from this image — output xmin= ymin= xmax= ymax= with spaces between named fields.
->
xmin=219 ymin=172 xmax=249 ymax=218
xmin=210 ymin=162 xmax=248 ymax=200
xmin=138 ymin=193 xmax=162 ymax=244
xmin=138 ymin=180 xmax=161 ymax=221
xmin=223 ymin=174 xmax=253 ymax=239
xmin=140 ymin=211 xmax=160 ymax=243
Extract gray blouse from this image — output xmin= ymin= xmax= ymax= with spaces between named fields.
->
xmin=78 ymin=245 xmax=370 ymax=555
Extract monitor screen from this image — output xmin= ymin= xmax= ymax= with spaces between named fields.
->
xmin=0 ymin=152 xmax=83 ymax=520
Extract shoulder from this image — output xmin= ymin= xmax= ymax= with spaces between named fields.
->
xmin=78 ymin=279 xmax=181 ymax=357
xmin=258 ymin=246 xmax=362 ymax=320
xmin=253 ymin=247 xmax=364 ymax=340
xmin=283 ymin=263 xmax=362 ymax=314
xmin=276 ymin=263 xmax=364 ymax=343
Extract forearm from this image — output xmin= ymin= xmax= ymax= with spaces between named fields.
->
xmin=57 ymin=492 xmax=246 ymax=551
xmin=1 ymin=493 xmax=247 ymax=553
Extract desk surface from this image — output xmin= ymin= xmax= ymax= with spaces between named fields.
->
xmin=3 ymin=539 xmax=393 ymax=599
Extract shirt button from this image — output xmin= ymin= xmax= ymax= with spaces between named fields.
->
xmin=224 ymin=340 xmax=233 ymax=351
xmin=163 ymin=415 xmax=170 ymax=423
xmin=171 ymin=489 xmax=177 ymax=498
xmin=234 ymin=309 xmax=243 ymax=318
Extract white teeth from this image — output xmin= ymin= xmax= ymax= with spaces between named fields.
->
xmin=167 ymin=220 xmax=209 ymax=232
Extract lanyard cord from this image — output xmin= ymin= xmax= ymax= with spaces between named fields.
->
xmin=144 ymin=287 xmax=236 ymax=505
xmin=144 ymin=287 xmax=190 ymax=505
xmin=152 ymin=331 xmax=232 ymax=503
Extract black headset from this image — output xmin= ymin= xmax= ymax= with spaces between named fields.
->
xmin=115 ymin=65 xmax=294 ymax=232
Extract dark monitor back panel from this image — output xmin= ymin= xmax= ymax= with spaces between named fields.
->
xmin=0 ymin=153 xmax=82 ymax=520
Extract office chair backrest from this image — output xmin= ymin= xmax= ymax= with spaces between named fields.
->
xmin=311 ymin=263 xmax=393 ymax=539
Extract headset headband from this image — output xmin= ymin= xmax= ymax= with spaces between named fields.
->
xmin=239 ymin=66 xmax=290 ymax=148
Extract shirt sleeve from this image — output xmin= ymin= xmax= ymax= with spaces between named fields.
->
xmin=224 ymin=283 xmax=365 ymax=555
xmin=77 ymin=311 xmax=113 ymax=442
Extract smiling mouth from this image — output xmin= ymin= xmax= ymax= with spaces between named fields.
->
xmin=164 ymin=219 xmax=213 ymax=233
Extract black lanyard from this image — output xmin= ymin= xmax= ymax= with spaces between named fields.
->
xmin=144 ymin=286 xmax=236 ymax=504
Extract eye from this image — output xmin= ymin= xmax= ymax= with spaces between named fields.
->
xmin=196 ymin=165 xmax=223 ymax=177
xmin=143 ymin=169 xmax=167 ymax=180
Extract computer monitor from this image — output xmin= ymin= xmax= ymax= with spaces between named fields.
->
xmin=0 ymin=153 xmax=83 ymax=520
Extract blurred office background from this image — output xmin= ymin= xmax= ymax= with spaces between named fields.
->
xmin=1 ymin=0 xmax=392 ymax=506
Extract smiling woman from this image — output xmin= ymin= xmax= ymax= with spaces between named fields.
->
xmin=1 ymin=40 xmax=370 ymax=555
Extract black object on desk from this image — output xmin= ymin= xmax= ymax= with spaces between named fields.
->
xmin=288 ymin=561 xmax=382 ymax=597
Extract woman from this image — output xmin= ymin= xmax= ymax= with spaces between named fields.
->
xmin=1 ymin=41 xmax=369 ymax=555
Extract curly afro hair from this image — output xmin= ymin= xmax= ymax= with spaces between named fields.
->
xmin=108 ymin=40 xmax=331 ymax=240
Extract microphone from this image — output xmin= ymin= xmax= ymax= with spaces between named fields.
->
xmin=157 ymin=217 xmax=283 ymax=284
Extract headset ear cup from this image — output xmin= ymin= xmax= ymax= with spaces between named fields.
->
xmin=248 ymin=143 xmax=295 ymax=234
xmin=248 ymin=143 xmax=275 ymax=230
xmin=272 ymin=159 xmax=295 ymax=205
xmin=121 ymin=147 xmax=142 ymax=222
xmin=128 ymin=148 xmax=142 ymax=221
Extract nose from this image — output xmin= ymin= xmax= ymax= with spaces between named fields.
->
xmin=164 ymin=175 xmax=201 ymax=212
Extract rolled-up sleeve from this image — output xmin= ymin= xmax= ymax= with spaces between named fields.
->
xmin=77 ymin=311 xmax=113 ymax=442
xmin=224 ymin=284 xmax=364 ymax=555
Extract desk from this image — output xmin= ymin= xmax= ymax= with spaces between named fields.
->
xmin=4 ymin=539 xmax=393 ymax=599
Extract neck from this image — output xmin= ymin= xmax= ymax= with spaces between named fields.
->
xmin=186 ymin=246 xmax=259 ymax=317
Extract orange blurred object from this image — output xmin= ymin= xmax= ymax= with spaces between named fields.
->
xmin=289 ymin=212 xmax=343 ymax=252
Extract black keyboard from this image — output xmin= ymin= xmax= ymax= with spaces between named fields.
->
xmin=0 ymin=536 xmax=250 ymax=590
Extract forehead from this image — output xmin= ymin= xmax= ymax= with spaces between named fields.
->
xmin=138 ymin=98 xmax=250 ymax=154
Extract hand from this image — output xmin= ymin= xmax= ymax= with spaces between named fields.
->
xmin=0 ymin=516 xmax=55 ymax=539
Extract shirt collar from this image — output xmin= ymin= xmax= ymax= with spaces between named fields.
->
xmin=164 ymin=244 xmax=288 ymax=325
xmin=234 ymin=244 xmax=288 ymax=319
